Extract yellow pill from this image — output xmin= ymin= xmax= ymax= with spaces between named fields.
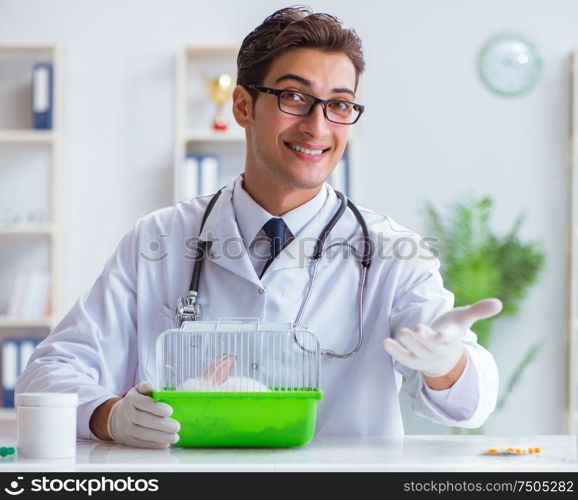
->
xmin=487 ymin=448 xmax=499 ymax=453
xmin=528 ymin=448 xmax=534 ymax=454
xmin=506 ymin=447 xmax=514 ymax=452
xmin=515 ymin=449 xmax=523 ymax=454
xmin=534 ymin=447 xmax=541 ymax=453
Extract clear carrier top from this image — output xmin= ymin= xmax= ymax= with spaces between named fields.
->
xmin=155 ymin=319 xmax=321 ymax=393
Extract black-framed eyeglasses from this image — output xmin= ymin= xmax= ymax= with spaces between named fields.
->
xmin=245 ymin=84 xmax=364 ymax=125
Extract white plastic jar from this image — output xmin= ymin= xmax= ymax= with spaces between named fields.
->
xmin=16 ymin=393 xmax=78 ymax=459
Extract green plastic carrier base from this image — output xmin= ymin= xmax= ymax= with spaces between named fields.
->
xmin=153 ymin=389 xmax=323 ymax=448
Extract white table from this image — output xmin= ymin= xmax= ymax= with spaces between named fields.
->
xmin=0 ymin=421 xmax=576 ymax=472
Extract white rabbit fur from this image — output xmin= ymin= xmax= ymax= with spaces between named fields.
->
xmin=177 ymin=376 xmax=270 ymax=392
xmin=176 ymin=353 xmax=270 ymax=392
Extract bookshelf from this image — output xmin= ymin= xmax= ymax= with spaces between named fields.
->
xmin=173 ymin=45 xmax=242 ymax=202
xmin=0 ymin=45 xmax=63 ymax=411
xmin=173 ymin=45 xmax=359 ymax=204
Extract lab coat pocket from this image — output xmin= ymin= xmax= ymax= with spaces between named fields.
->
xmin=142 ymin=304 xmax=177 ymax=385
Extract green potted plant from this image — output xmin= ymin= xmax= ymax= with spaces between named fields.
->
xmin=420 ymin=195 xmax=545 ymax=433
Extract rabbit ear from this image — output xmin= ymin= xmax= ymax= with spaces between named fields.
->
xmin=203 ymin=354 xmax=236 ymax=385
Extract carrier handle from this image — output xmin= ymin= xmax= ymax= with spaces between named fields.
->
xmin=215 ymin=317 xmax=261 ymax=329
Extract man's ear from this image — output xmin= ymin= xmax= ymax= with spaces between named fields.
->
xmin=232 ymin=85 xmax=253 ymax=128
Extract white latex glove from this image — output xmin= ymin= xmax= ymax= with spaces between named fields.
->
xmin=384 ymin=298 xmax=503 ymax=377
xmin=107 ymin=381 xmax=180 ymax=449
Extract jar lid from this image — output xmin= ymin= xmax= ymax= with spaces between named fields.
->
xmin=16 ymin=393 xmax=78 ymax=407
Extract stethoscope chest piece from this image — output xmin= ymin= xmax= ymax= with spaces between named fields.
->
xmin=176 ymin=291 xmax=200 ymax=325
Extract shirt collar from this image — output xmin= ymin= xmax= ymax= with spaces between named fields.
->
xmin=231 ymin=174 xmax=329 ymax=245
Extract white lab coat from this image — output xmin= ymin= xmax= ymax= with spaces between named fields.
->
xmin=16 ymin=175 xmax=498 ymax=439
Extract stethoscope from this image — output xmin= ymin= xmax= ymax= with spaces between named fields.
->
xmin=175 ymin=187 xmax=374 ymax=359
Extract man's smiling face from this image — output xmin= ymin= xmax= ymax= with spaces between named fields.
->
xmin=241 ymin=47 xmax=357 ymax=190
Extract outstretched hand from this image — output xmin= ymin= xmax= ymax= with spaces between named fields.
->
xmin=384 ymin=298 xmax=503 ymax=378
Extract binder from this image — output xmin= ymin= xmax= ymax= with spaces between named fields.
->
xmin=1 ymin=340 xmax=17 ymax=408
xmin=22 ymin=271 xmax=38 ymax=317
xmin=32 ymin=62 xmax=53 ymax=130
xmin=1 ymin=338 xmax=42 ymax=408
xmin=7 ymin=270 xmax=30 ymax=316
xmin=7 ymin=269 xmax=51 ymax=317
xmin=181 ymin=154 xmax=220 ymax=199
xmin=329 ymin=153 xmax=350 ymax=197
xmin=199 ymin=155 xmax=219 ymax=196
xmin=182 ymin=155 xmax=201 ymax=201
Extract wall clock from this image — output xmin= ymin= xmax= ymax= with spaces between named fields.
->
xmin=478 ymin=33 xmax=543 ymax=96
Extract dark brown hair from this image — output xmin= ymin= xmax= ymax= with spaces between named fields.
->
xmin=237 ymin=6 xmax=365 ymax=100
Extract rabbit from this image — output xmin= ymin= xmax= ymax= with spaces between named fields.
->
xmin=216 ymin=376 xmax=270 ymax=392
xmin=177 ymin=353 xmax=270 ymax=392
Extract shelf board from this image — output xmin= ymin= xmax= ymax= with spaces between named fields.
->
xmin=0 ymin=130 xmax=56 ymax=143
xmin=0 ymin=44 xmax=56 ymax=54
xmin=0 ymin=408 xmax=16 ymax=420
xmin=0 ymin=224 xmax=53 ymax=235
xmin=185 ymin=45 xmax=239 ymax=57
xmin=0 ymin=316 xmax=52 ymax=328
xmin=183 ymin=131 xmax=245 ymax=143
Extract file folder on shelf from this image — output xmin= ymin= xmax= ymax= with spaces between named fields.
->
xmin=199 ymin=155 xmax=219 ymax=196
xmin=181 ymin=155 xmax=200 ymax=201
xmin=32 ymin=62 xmax=53 ymax=130
xmin=181 ymin=154 xmax=220 ymax=200
xmin=7 ymin=269 xmax=51 ymax=318
xmin=1 ymin=337 xmax=43 ymax=408
xmin=1 ymin=340 xmax=17 ymax=408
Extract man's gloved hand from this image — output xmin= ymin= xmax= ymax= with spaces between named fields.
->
xmin=107 ymin=381 xmax=180 ymax=449
xmin=384 ymin=298 xmax=503 ymax=377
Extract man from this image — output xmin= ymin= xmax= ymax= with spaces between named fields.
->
xmin=16 ymin=7 xmax=501 ymax=448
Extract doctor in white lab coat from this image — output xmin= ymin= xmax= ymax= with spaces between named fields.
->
xmin=16 ymin=7 xmax=501 ymax=448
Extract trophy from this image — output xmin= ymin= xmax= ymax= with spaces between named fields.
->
xmin=207 ymin=73 xmax=236 ymax=131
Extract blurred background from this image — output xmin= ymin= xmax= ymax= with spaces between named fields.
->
xmin=0 ymin=0 xmax=576 ymax=436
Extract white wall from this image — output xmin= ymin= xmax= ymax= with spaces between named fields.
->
xmin=0 ymin=0 xmax=573 ymax=435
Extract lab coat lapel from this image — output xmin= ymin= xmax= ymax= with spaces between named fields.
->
xmin=198 ymin=181 xmax=261 ymax=287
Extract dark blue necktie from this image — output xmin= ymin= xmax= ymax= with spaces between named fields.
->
xmin=260 ymin=217 xmax=291 ymax=277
